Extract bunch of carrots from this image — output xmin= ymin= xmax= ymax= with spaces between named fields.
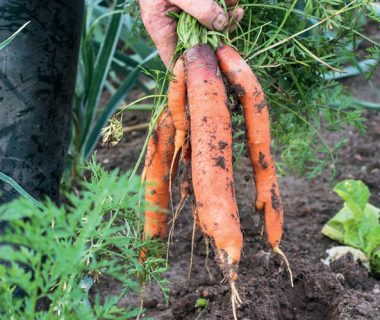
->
xmin=141 ymin=6 xmax=291 ymax=319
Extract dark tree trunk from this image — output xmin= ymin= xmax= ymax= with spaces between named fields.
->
xmin=0 ymin=0 xmax=84 ymax=206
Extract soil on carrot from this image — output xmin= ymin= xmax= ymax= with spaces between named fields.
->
xmin=94 ymin=72 xmax=380 ymax=319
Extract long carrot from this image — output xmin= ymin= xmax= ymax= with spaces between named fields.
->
xmin=184 ymin=43 xmax=243 ymax=309
xmin=143 ymin=109 xmax=176 ymax=240
xmin=216 ymin=45 xmax=282 ymax=247
xmin=216 ymin=45 xmax=293 ymax=285
xmin=166 ymin=58 xmax=190 ymax=248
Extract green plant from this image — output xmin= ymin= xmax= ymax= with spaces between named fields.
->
xmin=322 ymin=179 xmax=380 ymax=275
xmin=106 ymin=0 xmax=380 ymax=180
xmin=233 ymin=0 xmax=378 ymax=177
xmin=0 ymin=21 xmax=30 ymax=50
xmin=195 ymin=298 xmax=208 ymax=309
xmin=0 ymin=159 xmax=168 ymax=319
xmin=0 ymin=172 xmax=43 ymax=209
xmin=67 ymin=0 xmax=163 ymax=183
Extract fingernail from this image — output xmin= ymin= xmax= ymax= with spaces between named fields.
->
xmin=212 ymin=13 xmax=228 ymax=31
xmin=236 ymin=9 xmax=244 ymax=22
xmin=229 ymin=9 xmax=244 ymax=32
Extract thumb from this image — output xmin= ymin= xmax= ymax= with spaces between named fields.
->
xmin=169 ymin=0 xmax=228 ymax=31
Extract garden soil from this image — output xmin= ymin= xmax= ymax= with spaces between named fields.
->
xmin=94 ymin=68 xmax=380 ymax=320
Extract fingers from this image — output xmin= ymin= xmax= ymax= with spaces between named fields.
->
xmin=169 ymin=0 xmax=243 ymax=32
xmin=169 ymin=0 xmax=228 ymax=31
xmin=140 ymin=0 xmax=244 ymax=66
xmin=139 ymin=0 xmax=179 ymax=67
xmin=150 ymin=22 xmax=178 ymax=67
xmin=228 ymin=7 xmax=244 ymax=32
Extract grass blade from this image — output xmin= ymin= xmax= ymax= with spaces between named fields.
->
xmin=0 ymin=172 xmax=44 ymax=209
xmin=0 ymin=21 xmax=30 ymax=50
xmin=323 ymin=59 xmax=378 ymax=80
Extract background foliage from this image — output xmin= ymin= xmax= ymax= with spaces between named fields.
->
xmin=231 ymin=0 xmax=379 ymax=177
xmin=0 ymin=160 xmax=167 ymax=319
xmin=66 ymin=0 xmax=164 ymax=183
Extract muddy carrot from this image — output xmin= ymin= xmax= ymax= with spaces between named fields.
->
xmin=216 ymin=45 xmax=283 ymax=249
xmin=216 ymin=46 xmax=293 ymax=285
xmin=143 ymin=109 xmax=176 ymax=240
xmin=184 ymin=44 xmax=243 ymax=300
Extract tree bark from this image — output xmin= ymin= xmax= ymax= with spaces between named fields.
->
xmin=0 ymin=0 xmax=84 ymax=206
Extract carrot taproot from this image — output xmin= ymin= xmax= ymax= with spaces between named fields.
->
xmin=216 ymin=45 xmax=283 ymax=248
xmin=184 ymin=44 xmax=243 ymax=303
xmin=216 ymin=45 xmax=293 ymax=286
xmin=168 ymin=57 xmax=189 ymax=176
xmin=143 ymin=109 xmax=177 ymax=240
xmin=168 ymin=57 xmax=188 ymax=134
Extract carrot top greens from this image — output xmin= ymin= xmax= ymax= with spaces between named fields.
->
xmin=232 ymin=0 xmax=379 ymax=178
xmin=164 ymin=0 xmax=380 ymax=179
xmin=124 ymin=0 xmax=380 ymax=179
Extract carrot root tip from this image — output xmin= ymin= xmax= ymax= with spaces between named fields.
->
xmin=204 ymin=237 xmax=213 ymax=282
xmin=167 ymin=193 xmax=189 ymax=261
xmin=141 ymin=168 xmax=147 ymax=183
xmin=188 ymin=218 xmax=197 ymax=280
xmin=216 ymin=250 xmax=239 ymax=284
xmin=255 ymin=200 xmax=264 ymax=211
xmin=215 ymin=249 xmax=242 ymax=320
xmin=170 ymin=146 xmax=181 ymax=179
xmin=273 ymin=246 xmax=294 ymax=287
xmin=230 ymin=280 xmax=241 ymax=320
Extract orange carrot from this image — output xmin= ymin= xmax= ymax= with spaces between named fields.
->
xmin=179 ymin=138 xmax=192 ymax=201
xmin=184 ymin=44 xmax=243 ymax=285
xmin=143 ymin=109 xmax=176 ymax=240
xmin=168 ymin=57 xmax=189 ymax=176
xmin=141 ymin=135 xmax=156 ymax=183
xmin=216 ymin=45 xmax=284 ymax=250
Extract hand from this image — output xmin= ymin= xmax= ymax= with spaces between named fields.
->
xmin=139 ymin=0 xmax=244 ymax=66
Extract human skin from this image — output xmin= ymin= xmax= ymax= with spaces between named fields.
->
xmin=139 ymin=0 xmax=244 ymax=66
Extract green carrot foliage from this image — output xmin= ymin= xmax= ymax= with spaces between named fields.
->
xmin=0 ymin=160 xmax=167 ymax=319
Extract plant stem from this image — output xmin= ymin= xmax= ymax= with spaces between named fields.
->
xmin=123 ymin=123 xmax=150 ymax=133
